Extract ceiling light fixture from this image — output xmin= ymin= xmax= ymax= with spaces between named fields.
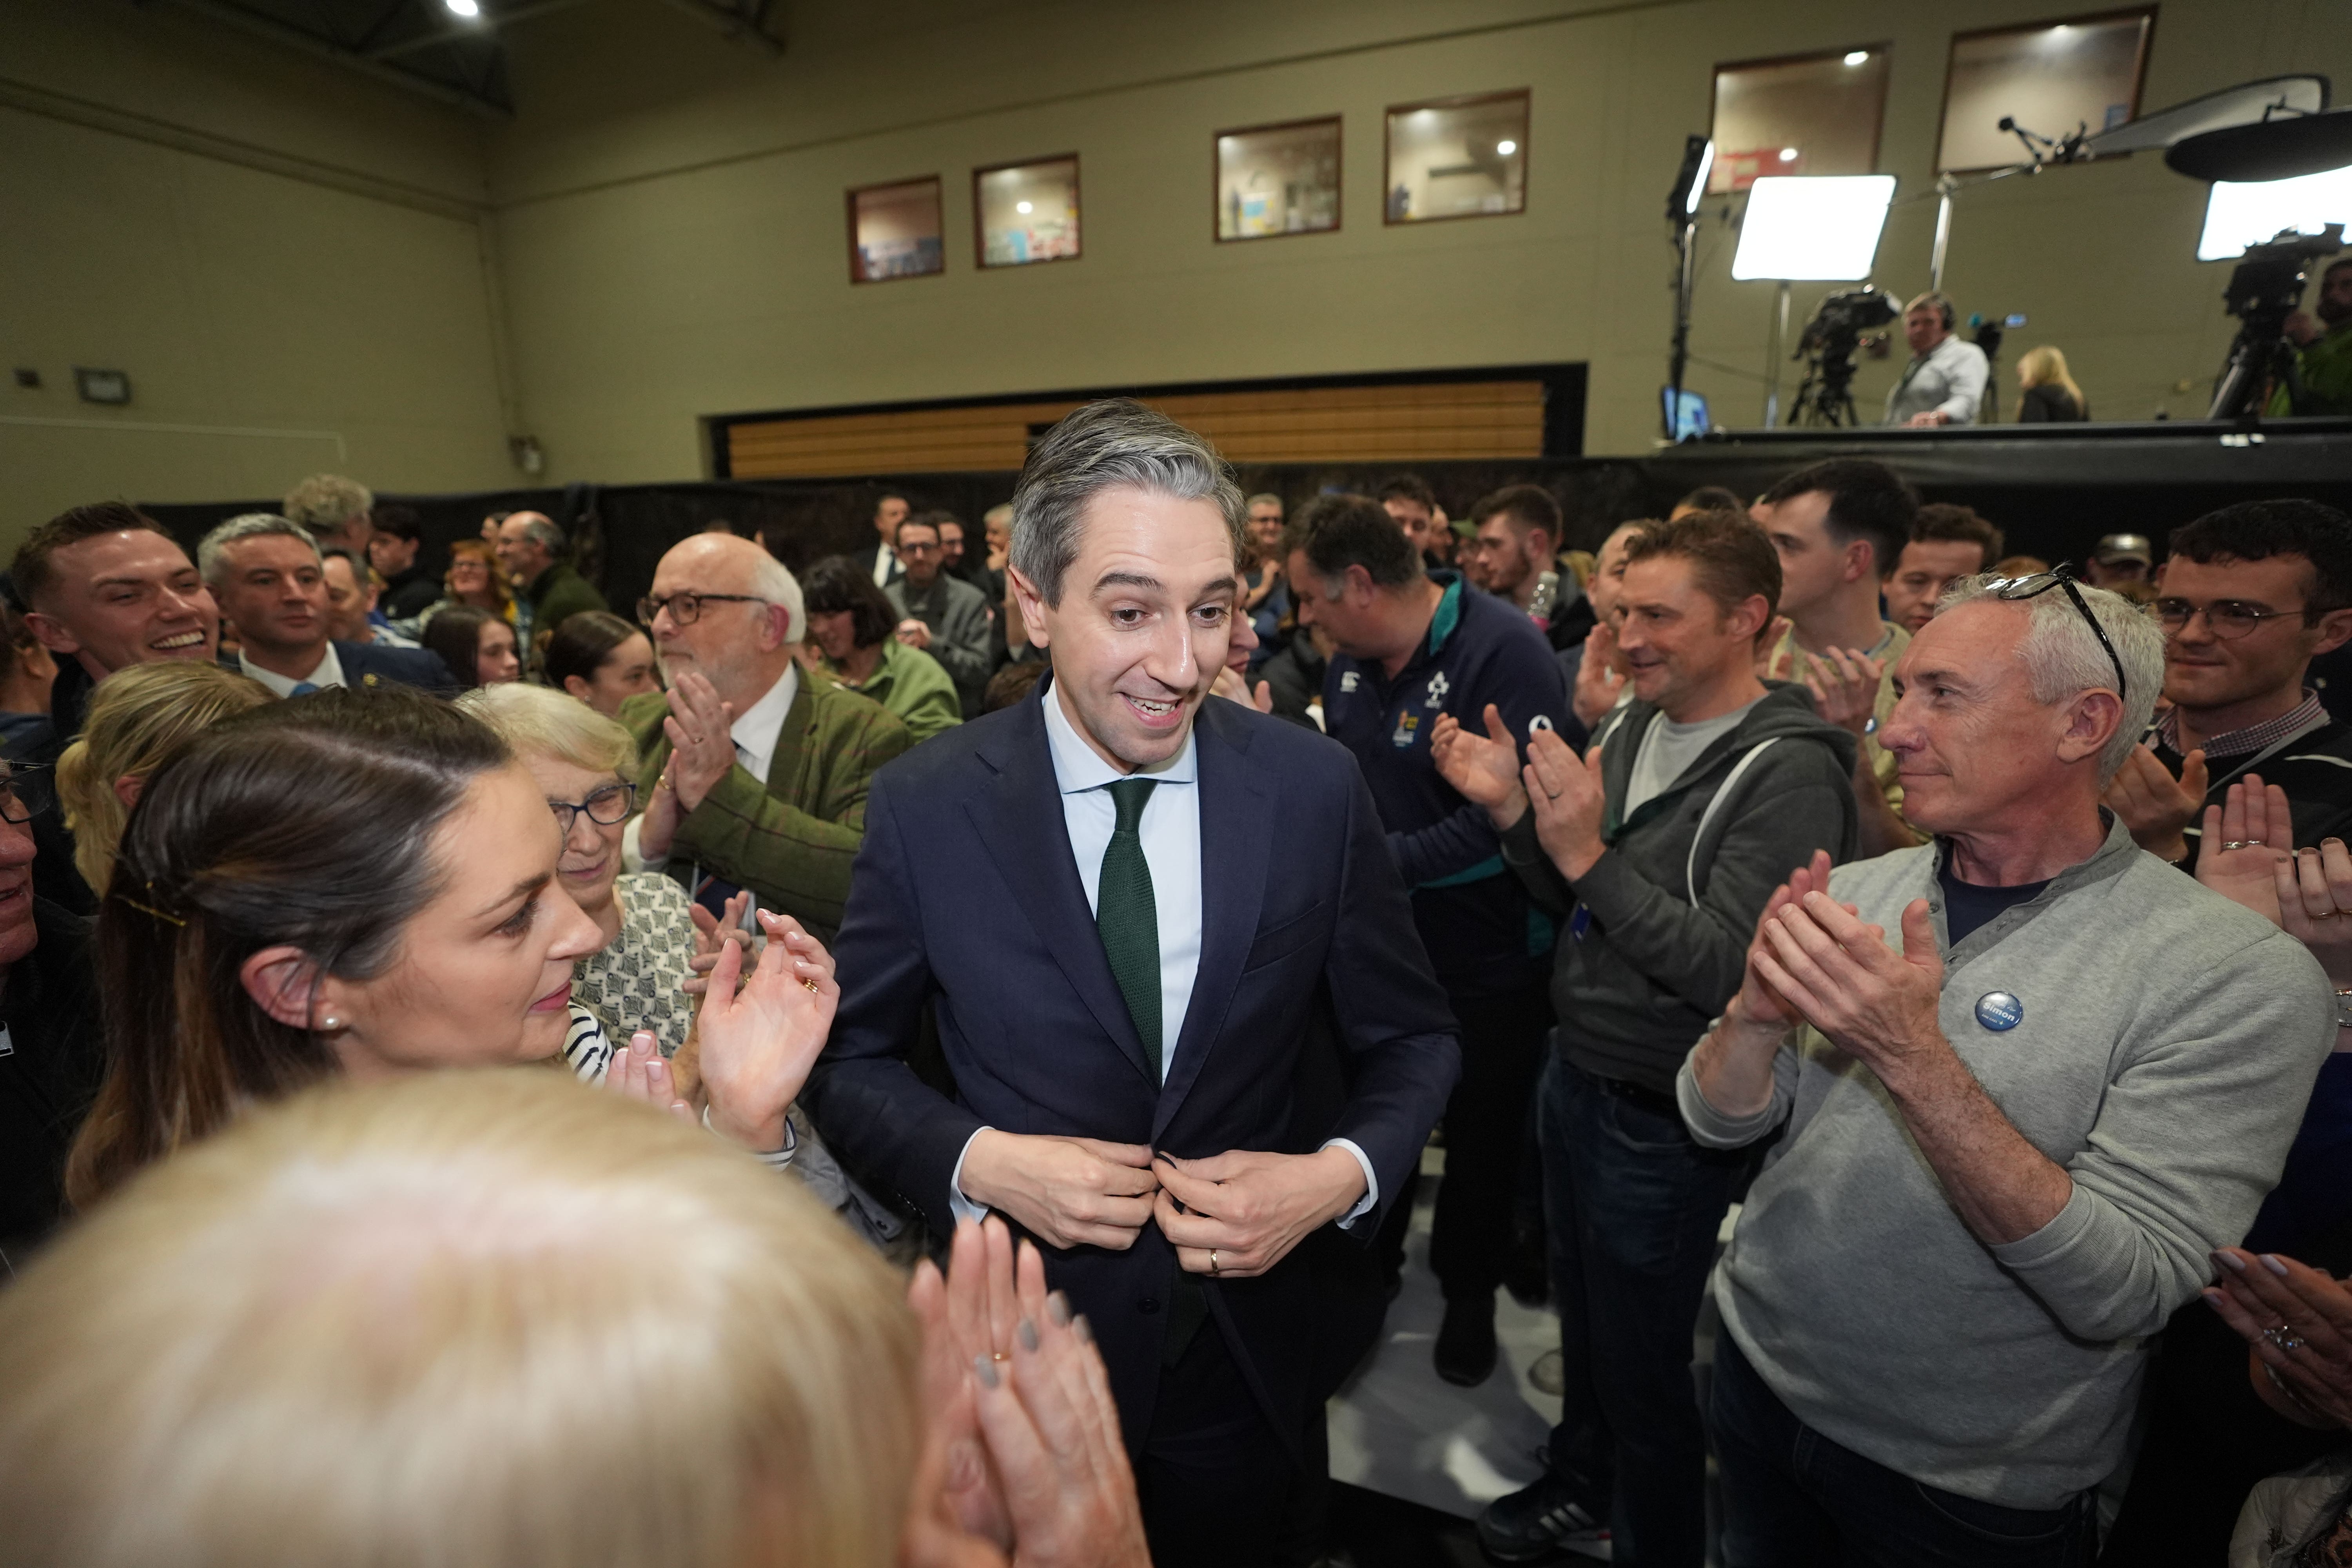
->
xmin=1779 ymin=147 xmax=1800 ymax=162
xmin=444 ymin=0 xmax=481 ymax=16
xmin=1016 ymin=200 xmax=1033 ymax=214
xmin=1844 ymin=50 xmax=1869 ymax=66
xmin=1497 ymin=139 xmax=1517 ymax=156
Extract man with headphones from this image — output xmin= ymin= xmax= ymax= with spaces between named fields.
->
xmin=1884 ymin=291 xmax=1990 ymax=428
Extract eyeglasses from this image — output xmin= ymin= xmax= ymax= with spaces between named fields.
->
xmin=636 ymin=592 xmax=768 ymax=628
xmin=2151 ymin=598 xmax=2309 ymax=641
xmin=0 ymin=764 xmax=54 ymax=826
xmin=1987 ymin=566 xmax=2128 ymax=701
xmin=548 ymin=781 xmax=637 ymax=835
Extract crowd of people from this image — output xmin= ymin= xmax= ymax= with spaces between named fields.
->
xmin=3 ymin=408 xmax=2352 ymax=1568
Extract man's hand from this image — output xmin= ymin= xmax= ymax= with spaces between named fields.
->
xmin=661 ymin=670 xmax=739 ymax=814
xmin=1430 ymin=703 xmax=1527 ymax=828
xmin=1208 ymin=665 xmax=1273 ymax=713
xmin=1735 ymin=850 xmax=1838 ymax=1031
xmin=2102 ymin=744 xmax=2207 ymax=862
xmin=1690 ymin=850 xmax=1837 ymax=1120
xmin=1802 ymin=647 xmax=1885 ymax=737
xmin=1523 ymin=726 xmax=1607 ymax=881
xmin=1752 ymin=892 xmax=1948 ymax=1083
xmin=1151 ymin=1147 xmax=1365 ymax=1278
xmin=959 ymin=1132 xmax=1161 ymax=1251
xmin=898 ymin=617 xmax=935 ymax=651
xmin=2196 ymin=775 xmax=2293 ymax=923
xmin=2278 ymin=836 xmax=2352 ymax=991
xmin=1755 ymin=617 xmax=1797 ymax=682
xmin=1906 ymin=410 xmax=1952 ymax=428
xmin=1572 ymin=621 xmax=1626 ymax=728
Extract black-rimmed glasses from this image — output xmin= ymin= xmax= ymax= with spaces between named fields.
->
xmin=2151 ymin=599 xmax=2309 ymax=641
xmin=1987 ymin=566 xmax=2128 ymax=701
xmin=636 ymin=592 xmax=768 ymax=628
xmin=548 ymin=781 xmax=637 ymax=835
xmin=0 ymin=764 xmax=53 ymax=826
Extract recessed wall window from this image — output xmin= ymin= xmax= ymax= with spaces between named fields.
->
xmin=975 ymin=156 xmax=1081 ymax=268
xmin=1709 ymin=48 xmax=1891 ymax=193
xmin=1937 ymin=10 xmax=2155 ymax=173
xmin=1384 ymin=91 xmax=1528 ymax=224
xmin=847 ymin=177 xmax=945 ymax=283
xmin=1216 ymin=117 xmax=1343 ymax=241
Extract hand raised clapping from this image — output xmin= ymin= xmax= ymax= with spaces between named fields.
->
xmin=1522 ymin=726 xmax=1608 ymax=882
xmin=1430 ymin=704 xmax=1526 ymax=827
xmin=1750 ymin=888 xmax=1947 ymax=1075
xmin=695 ymin=909 xmax=836 ymax=1154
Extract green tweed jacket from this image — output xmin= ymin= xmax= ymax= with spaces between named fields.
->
xmin=620 ymin=667 xmax=914 ymax=940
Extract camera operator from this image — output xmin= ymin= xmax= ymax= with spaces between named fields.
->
xmin=1884 ymin=292 xmax=1990 ymax=429
xmin=2270 ymin=257 xmax=2352 ymax=418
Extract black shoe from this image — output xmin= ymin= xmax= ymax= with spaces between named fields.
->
xmin=1475 ymin=1470 xmax=1608 ymax=1563
xmin=1503 ymin=1245 xmax=1550 ymax=1310
xmin=1434 ymin=1295 xmax=1498 ymax=1386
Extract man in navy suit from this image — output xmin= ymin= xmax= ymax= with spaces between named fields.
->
xmin=802 ymin=401 xmax=1460 ymax=1567
xmin=198 ymin=514 xmax=456 ymax=697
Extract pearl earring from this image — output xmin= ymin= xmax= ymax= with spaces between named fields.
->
xmin=322 ymin=1016 xmax=341 ymax=1030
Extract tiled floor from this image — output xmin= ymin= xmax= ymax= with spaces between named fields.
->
xmin=1326 ymin=1147 xmax=1611 ymax=1563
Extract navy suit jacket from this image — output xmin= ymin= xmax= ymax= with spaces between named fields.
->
xmin=801 ymin=682 xmax=1460 ymax=1452
xmin=220 ymin=640 xmax=457 ymax=697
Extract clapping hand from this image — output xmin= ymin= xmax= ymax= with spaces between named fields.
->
xmin=602 ymin=1029 xmax=693 ymax=1122
xmin=682 ymin=888 xmax=753 ymax=998
xmin=2195 ymin=775 xmax=2292 ymax=922
xmin=695 ymin=909 xmax=835 ymax=1154
xmin=897 ymin=617 xmax=935 ymax=651
xmin=2276 ymin=836 xmax=2352 ymax=989
xmin=1730 ymin=850 xmax=1838 ymax=1031
xmin=2103 ymin=744 xmax=2208 ymax=862
xmin=1751 ymin=891 xmax=1947 ymax=1076
xmin=1572 ymin=622 xmax=1627 ymax=728
xmin=902 ymin=1218 xmax=1152 ymax=1568
xmin=661 ymin=671 xmax=739 ymax=813
xmin=2207 ymin=1247 xmax=2352 ymax=1429
xmin=1430 ymin=704 xmax=1527 ymax=827
xmin=1801 ymin=647 xmax=1885 ymax=738
xmin=1522 ymin=726 xmax=1608 ymax=881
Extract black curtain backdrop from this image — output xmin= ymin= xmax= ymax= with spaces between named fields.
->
xmin=134 ymin=419 xmax=2352 ymax=617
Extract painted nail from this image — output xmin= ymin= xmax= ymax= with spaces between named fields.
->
xmin=2264 ymin=1254 xmax=2292 ymax=1277
xmin=1047 ymin=1291 xmax=1073 ymax=1327
xmin=2215 ymin=1250 xmax=2247 ymax=1272
xmin=1073 ymin=1314 xmax=1094 ymax=1345
xmin=2202 ymin=1288 xmax=2225 ymax=1308
xmin=1017 ymin=1317 xmax=1039 ymax=1353
xmin=973 ymin=1354 xmax=999 ymax=1390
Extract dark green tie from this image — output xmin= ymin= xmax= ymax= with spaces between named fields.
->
xmin=1097 ymin=777 xmax=1161 ymax=1080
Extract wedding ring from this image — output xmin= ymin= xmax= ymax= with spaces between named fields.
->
xmin=802 ymin=978 xmax=821 ymax=993
xmin=2265 ymin=1325 xmax=2306 ymax=1354
xmin=1209 ymin=1249 xmax=1220 ymax=1275
xmin=2222 ymin=839 xmax=2265 ymax=850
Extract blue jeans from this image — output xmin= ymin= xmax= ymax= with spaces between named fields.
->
xmin=1710 ymin=1331 xmax=2098 ymax=1568
xmin=1541 ymin=1054 xmax=1752 ymax=1568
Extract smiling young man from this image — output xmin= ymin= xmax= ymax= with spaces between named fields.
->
xmin=1884 ymin=504 xmax=2005 ymax=636
xmin=802 ymin=400 xmax=1457 ymax=1568
xmin=198 ymin=515 xmax=453 ymax=700
xmin=2102 ymin=500 xmax=2352 ymax=870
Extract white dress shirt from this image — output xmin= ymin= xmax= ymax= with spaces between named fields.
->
xmin=871 ymin=539 xmax=899 ymax=588
xmin=622 ymin=663 xmax=798 ymax=876
xmin=238 ymin=642 xmax=344 ymax=697
xmin=949 ymin=683 xmax=1377 ymax=1227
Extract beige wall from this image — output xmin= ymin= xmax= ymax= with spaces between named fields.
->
xmin=0 ymin=0 xmax=515 ymax=554
xmin=8 ymin=0 xmax=2352 ymax=545
xmin=484 ymin=0 xmax=2352 ymax=485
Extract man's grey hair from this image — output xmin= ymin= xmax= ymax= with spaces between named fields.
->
xmin=1246 ymin=492 xmax=1283 ymax=514
xmin=1008 ymin=399 xmax=1247 ymax=606
xmin=1937 ymin=573 xmax=2163 ymax=782
xmin=198 ymin=514 xmax=322 ymax=585
xmin=506 ymin=512 xmax=566 ymax=556
xmin=746 ymin=548 xmax=804 ymax=643
xmin=281 ymin=474 xmax=372 ymax=535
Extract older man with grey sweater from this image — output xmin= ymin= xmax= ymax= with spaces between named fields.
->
xmin=1681 ymin=570 xmax=2338 ymax=1568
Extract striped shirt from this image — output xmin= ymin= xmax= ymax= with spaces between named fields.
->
xmin=2154 ymin=691 xmax=2331 ymax=760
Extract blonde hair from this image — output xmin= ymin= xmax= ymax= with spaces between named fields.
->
xmin=56 ymin=662 xmax=274 ymax=893
xmin=280 ymin=474 xmax=373 ymax=535
xmin=1 ymin=1070 xmax=922 ymax=1568
xmin=445 ymin=538 xmax=515 ymax=617
xmin=458 ymin=681 xmax=639 ymax=777
xmin=2017 ymin=345 xmax=2086 ymax=412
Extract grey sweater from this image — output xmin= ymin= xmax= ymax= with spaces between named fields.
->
xmin=1504 ymin=682 xmax=1858 ymax=1093
xmin=1677 ymin=817 xmax=2337 ymax=1508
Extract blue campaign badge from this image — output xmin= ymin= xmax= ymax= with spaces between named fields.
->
xmin=1975 ymin=991 xmax=2024 ymax=1032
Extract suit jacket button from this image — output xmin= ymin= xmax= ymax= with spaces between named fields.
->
xmin=1137 ymin=1296 xmax=1161 ymax=1314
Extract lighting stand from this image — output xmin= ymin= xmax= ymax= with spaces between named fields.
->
xmin=1666 ymin=212 xmax=1699 ymax=439
xmin=1762 ymin=281 xmax=1791 ymax=427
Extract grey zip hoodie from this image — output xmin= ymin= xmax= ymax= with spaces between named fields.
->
xmin=1677 ymin=817 xmax=2336 ymax=1508
xmin=1501 ymin=682 xmax=1859 ymax=1094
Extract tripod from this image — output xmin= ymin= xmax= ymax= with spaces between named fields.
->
xmin=1791 ymin=343 xmax=1864 ymax=427
xmin=2209 ymin=226 xmax=2344 ymax=420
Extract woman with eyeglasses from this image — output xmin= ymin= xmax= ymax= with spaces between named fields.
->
xmin=459 ymin=683 xmax=701 ymax=1057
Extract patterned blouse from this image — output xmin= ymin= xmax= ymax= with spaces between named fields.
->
xmin=573 ymin=872 xmax=699 ymax=1058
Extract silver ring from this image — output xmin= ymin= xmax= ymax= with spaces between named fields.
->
xmin=2222 ymin=839 xmax=2266 ymax=850
xmin=2265 ymin=1325 xmax=2307 ymax=1354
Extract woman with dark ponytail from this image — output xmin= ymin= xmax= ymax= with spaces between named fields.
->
xmin=68 ymin=685 xmax=835 ymax=1207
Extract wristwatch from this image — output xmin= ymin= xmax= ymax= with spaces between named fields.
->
xmin=2336 ymin=988 xmax=2352 ymax=1031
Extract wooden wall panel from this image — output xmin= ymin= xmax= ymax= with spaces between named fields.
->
xmin=724 ymin=380 xmax=1546 ymax=477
